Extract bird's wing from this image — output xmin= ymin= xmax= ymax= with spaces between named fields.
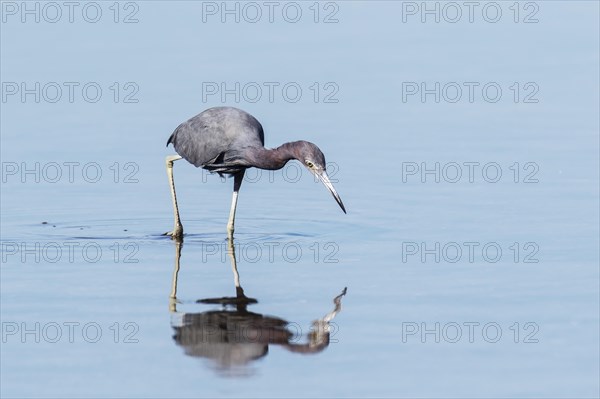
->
xmin=167 ymin=117 xmax=229 ymax=167
xmin=167 ymin=107 xmax=264 ymax=169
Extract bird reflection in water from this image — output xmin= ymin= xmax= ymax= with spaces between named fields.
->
xmin=169 ymin=238 xmax=347 ymax=375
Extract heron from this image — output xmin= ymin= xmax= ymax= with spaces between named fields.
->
xmin=164 ymin=106 xmax=346 ymax=239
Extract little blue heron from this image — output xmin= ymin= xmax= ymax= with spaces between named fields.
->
xmin=165 ymin=106 xmax=346 ymax=239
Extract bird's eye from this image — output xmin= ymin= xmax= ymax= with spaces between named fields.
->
xmin=305 ymin=160 xmax=314 ymax=168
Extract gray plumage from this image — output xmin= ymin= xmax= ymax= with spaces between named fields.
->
xmin=167 ymin=107 xmax=265 ymax=175
xmin=164 ymin=106 xmax=345 ymax=239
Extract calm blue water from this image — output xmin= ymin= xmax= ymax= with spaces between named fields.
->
xmin=1 ymin=1 xmax=599 ymax=397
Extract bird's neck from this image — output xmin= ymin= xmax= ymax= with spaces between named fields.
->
xmin=246 ymin=142 xmax=299 ymax=170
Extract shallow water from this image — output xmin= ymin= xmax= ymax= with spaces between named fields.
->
xmin=1 ymin=1 xmax=599 ymax=398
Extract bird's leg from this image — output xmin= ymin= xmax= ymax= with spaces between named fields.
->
xmin=226 ymin=171 xmax=245 ymax=239
xmin=226 ymin=236 xmax=254 ymax=310
xmin=169 ymin=240 xmax=183 ymax=313
xmin=164 ymin=155 xmax=184 ymax=239
xmin=226 ymin=236 xmax=241 ymax=289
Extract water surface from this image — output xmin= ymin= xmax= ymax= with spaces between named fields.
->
xmin=1 ymin=2 xmax=599 ymax=397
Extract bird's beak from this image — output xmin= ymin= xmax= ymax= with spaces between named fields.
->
xmin=315 ymin=170 xmax=346 ymax=214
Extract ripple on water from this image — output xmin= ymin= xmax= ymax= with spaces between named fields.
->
xmin=7 ymin=216 xmax=361 ymax=245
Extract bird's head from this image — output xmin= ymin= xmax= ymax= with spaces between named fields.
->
xmin=293 ymin=141 xmax=346 ymax=214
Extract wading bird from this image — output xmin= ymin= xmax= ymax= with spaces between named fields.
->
xmin=165 ymin=107 xmax=346 ymax=239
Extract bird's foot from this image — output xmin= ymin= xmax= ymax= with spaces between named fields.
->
xmin=163 ymin=225 xmax=184 ymax=240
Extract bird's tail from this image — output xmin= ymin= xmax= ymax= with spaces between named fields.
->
xmin=166 ymin=132 xmax=175 ymax=147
